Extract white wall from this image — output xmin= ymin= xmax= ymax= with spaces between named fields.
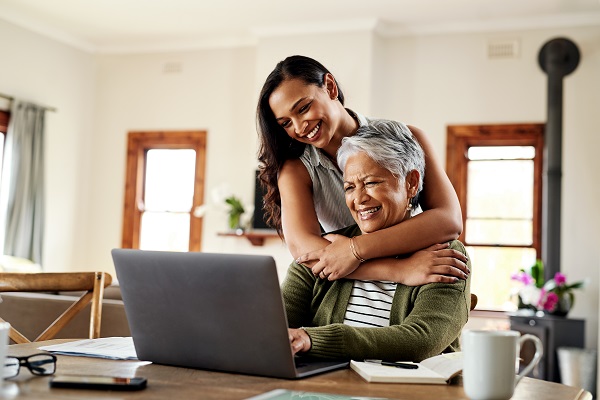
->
xmin=87 ymin=48 xmax=296 ymax=274
xmin=1 ymin=18 xmax=599 ymax=352
xmin=558 ymin=27 xmax=600 ymax=353
xmin=0 ymin=19 xmax=96 ymax=272
xmin=254 ymin=29 xmax=376 ymax=116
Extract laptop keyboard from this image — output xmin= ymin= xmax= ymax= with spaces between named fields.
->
xmin=294 ymin=357 xmax=309 ymax=368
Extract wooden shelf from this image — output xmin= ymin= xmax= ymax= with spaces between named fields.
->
xmin=217 ymin=229 xmax=279 ymax=246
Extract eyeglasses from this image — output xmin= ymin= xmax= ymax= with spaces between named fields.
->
xmin=4 ymin=353 xmax=57 ymax=379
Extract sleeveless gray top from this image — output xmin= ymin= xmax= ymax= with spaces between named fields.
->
xmin=298 ymin=110 xmax=369 ymax=233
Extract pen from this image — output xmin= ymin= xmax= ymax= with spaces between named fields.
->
xmin=363 ymin=359 xmax=419 ymax=369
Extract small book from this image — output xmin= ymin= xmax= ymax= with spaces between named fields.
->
xmin=350 ymin=352 xmax=463 ymax=384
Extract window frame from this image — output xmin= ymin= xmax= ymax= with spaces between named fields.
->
xmin=0 ymin=109 xmax=9 ymax=133
xmin=446 ymin=123 xmax=544 ymax=257
xmin=121 ymin=131 xmax=207 ymax=252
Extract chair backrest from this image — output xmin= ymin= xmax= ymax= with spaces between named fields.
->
xmin=0 ymin=271 xmax=112 ymax=344
xmin=470 ymin=293 xmax=478 ymax=311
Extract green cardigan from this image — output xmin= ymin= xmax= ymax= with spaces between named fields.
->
xmin=281 ymin=226 xmax=471 ymax=362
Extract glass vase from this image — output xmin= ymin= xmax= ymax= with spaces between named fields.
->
xmin=549 ymin=294 xmax=573 ymax=317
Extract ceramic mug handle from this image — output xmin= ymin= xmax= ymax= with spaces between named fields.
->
xmin=515 ymin=334 xmax=544 ymax=386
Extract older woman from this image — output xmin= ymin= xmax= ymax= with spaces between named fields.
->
xmin=282 ymin=119 xmax=471 ymax=362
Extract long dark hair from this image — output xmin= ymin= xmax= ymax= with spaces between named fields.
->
xmin=256 ymin=55 xmax=345 ymax=235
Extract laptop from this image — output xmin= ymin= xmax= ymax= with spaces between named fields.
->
xmin=111 ymin=249 xmax=348 ymax=379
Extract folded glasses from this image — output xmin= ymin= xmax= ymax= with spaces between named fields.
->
xmin=4 ymin=353 xmax=57 ymax=379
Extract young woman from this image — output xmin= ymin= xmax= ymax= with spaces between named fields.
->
xmin=257 ymin=55 xmax=468 ymax=284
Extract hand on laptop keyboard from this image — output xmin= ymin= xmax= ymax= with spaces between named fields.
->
xmin=288 ymin=328 xmax=311 ymax=355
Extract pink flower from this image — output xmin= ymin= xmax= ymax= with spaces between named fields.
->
xmin=554 ymin=272 xmax=567 ymax=286
xmin=511 ymin=271 xmax=534 ymax=286
xmin=538 ymin=289 xmax=559 ymax=311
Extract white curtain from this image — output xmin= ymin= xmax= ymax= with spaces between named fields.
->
xmin=1 ymin=100 xmax=45 ymax=264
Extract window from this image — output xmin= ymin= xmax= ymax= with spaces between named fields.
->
xmin=121 ymin=131 xmax=207 ymax=252
xmin=446 ymin=124 xmax=543 ymax=311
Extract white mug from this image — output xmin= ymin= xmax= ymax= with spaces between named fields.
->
xmin=0 ymin=322 xmax=10 ymax=382
xmin=462 ymin=329 xmax=543 ymax=400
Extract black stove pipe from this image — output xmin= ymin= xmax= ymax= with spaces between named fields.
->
xmin=537 ymin=38 xmax=580 ymax=282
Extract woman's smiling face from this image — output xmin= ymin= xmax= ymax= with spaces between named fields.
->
xmin=343 ymin=152 xmax=413 ymax=233
xmin=268 ymin=77 xmax=339 ymax=150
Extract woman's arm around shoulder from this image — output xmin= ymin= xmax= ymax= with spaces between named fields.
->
xmin=278 ymin=158 xmax=331 ymax=259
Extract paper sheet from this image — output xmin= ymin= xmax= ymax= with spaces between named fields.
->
xmin=38 ymin=337 xmax=138 ymax=360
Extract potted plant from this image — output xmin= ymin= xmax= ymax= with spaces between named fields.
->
xmin=225 ymin=195 xmax=245 ymax=231
xmin=511 ymin=261 xmax=586 ymax=317
xmin=538 ymin=272 xmax=585 ymax=316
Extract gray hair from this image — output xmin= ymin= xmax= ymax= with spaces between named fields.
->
xmin=337 ymin=119 xmax=425 ymax=209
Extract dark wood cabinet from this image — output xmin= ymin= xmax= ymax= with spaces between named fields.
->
xmin=509 ymin=314 xmax=585 ymax=383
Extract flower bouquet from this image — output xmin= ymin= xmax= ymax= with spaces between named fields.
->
xmin=511 ymin=261 xmax=585 ymax=317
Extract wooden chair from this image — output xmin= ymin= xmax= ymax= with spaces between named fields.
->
xmin=470 ymin=293 xmax=478 ymax=311
xmin=0 ymin=271 xmax=112 ymax=344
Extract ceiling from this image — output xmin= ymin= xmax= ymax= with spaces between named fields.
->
xmin=0 ymin=0 xmax=599 ymax=53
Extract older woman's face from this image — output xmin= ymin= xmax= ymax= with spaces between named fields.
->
xmin=343 ymin=152 xmax=412 ymax=234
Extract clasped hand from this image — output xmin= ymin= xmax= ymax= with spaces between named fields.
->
xmin=295 ymin=237 xmax=470 ymax=285
xmin=295 ymin=234 xmax=360 ymax=281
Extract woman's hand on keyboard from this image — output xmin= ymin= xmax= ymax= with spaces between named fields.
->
xmin=288 ymin=328 xmax=311 ymax=355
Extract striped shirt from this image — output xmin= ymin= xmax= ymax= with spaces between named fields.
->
xmin=343 ymin=280 xmax=397 ymax=327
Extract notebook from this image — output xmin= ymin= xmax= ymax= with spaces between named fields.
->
xmin=111 ymin=249 xmax=348 ymax=379
xmin=349 ymin=353 xmax=463 ymax=384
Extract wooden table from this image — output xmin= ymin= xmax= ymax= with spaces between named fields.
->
xmin=4 ymin=340 xmax=592 ymax=400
